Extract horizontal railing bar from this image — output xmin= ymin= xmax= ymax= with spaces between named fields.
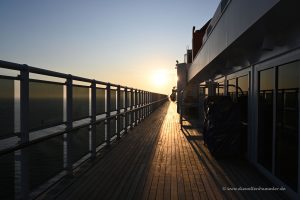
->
xmin=72 ymin=83 xmax=91 ymax=88
xmin=0 ymin=98 xmax=167 ymax=156
xmin=0 ymin=60 xmax=23 ymax=71
xmin=0 ymin=74 xmax=19 ymax=80
xmin=29 ymin=78 xmax=65 ymax=85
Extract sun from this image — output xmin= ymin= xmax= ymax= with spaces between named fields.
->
xmin=152 ymin=70 xmax=168 ymax=86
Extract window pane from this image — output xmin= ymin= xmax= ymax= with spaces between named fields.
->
xmin=110 ymin=118 xmax=116 ymax=137
xmin=96 ymin=88 xmax=105 ymax=114
xmin=73 ymin=86 xmax=89 ymax=120
xmin=110 ymin=89 xmax=116 ymax=111
xmin=120 ymin=90 xmax=125 ymax=109
xmin=237 ymin=75 xmax=248 ymax=97
xmin=237 ymin=75 xmax=249 ymax=123
xmin=127 ymin=91 xmax=131 ymax=107
xmin=119 ymin=116 xmax=125 ymax=130
xmin=216 ymin=77 xmax=224 ymax=96
xmin=227 ymin=78 xmax=236 ymax=99
xmin=258 ymin=68 xmax=274 ymax=171
xmin=275 ymin=61 xmax=299 ymax=190
xmin=0 ymin=79 xmax=14 ymax=135
xmin=131 ymin=91 xmax=135 ymax=106
xmin=27 ymin=135 xmax=63 ymax=190
xmin=237 ymin=75 xmax=249 ymax=153
xmin=136 ymin=91 xmax=139 ymax=105
xmin=70 ymin=127 xmax=89 ymax=164
xmin=29 ymin=81 xmax=63 ymax=130
xmin=96 ymin=122 xmax=105 ymax=147
xmin=0 ymin=153 xmax=14 ymax=199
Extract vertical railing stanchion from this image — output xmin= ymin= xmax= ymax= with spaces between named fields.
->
xmin=66 ymin=75 xmax=73 ymax=175
xmin=117 ymin=85 xmax=121 ymax=140
xmin=141 ymin=91 xmax=143 ymax=119
xmin=18 ymin=65 xmax=29 ymax=199
xmin=140 ymin=90 xmax=142 ymax=121
xmin=134 ymin=89 xmax=138 ymax=125
xmin=137 ymin=89 xmax=140 ymax=123
xmin=150 ymin=93 xmax=152 ymax=113
xmin=148 ymin=93 xmax=150 ymax=114
xmin=143 ymin=91 xmax=145 ymax=119
xmin=130 ymin=88 xmax=134 ymax=129
xmin=106 ymin=83 xmax=111 ymax=146
xmin=91 ymin=80 xmax=96 ymax=160
xmin=124 ymin=87 xmax=128 ymax=134
xmin=145 ymin=91 xmax=148 ymax=117
xmin=146 ymin=92 xmax=148 ymax=117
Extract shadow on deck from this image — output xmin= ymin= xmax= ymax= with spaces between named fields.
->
xmin=40 ymin=101 xmax=288 ymax=200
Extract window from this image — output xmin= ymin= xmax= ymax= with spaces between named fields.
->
xmin=237 ymin=75 xmax=249 ymax=153
xmin=258 ymin=68 xmax=274 ymax=172
xmin=227 ymin=78 xmax=236 ymax=100
xmin=237 ymin=75 xmax=248 ymax=97
xmin=215 ymin=77 xmax=224 ymax=96
xmin=0 ymin=78 xmax=14 ymax=135
xmin=275 ymin=61 xmax=299 ymax=190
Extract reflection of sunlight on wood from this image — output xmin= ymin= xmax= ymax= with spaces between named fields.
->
xmin=152 ymin=70 xmax=167 ymax=86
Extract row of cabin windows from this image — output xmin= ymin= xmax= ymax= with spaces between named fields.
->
xmin=214 ymin=75 xmax=248 ymax=99
xmin=206 ymin=60 xmax=299 ymax=191
xmin=258 ymin=61 xmax=299 ymax=191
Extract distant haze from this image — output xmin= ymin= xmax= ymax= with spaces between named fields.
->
xmin=0 ymin=0 xmax=219 ymax=95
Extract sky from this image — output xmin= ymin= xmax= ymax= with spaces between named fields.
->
xmin=0 ymin=0 xmax=219 ymax=95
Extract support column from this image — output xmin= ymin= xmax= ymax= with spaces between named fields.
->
xmin=66 ymin=75 xmax=73 ymax=175
xmin=124 ymin=87 xmax=128 ymax=134
xmin=117 ymin=85 xmax=121 ymax=139
xmin=91 ymin=80 xmax=96 ymax=159
xmin=18 ymin=65 xmax=29 ymax=199
xmin=106 ymin=83 xmax=111 ymax=146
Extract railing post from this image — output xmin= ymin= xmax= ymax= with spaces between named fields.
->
xmin=142 ymin=91 xmax=145 ymax=119
xmin=117 ymin=85 xmax=121 ymax=140
xmin=134 ymin=89 xmax=138 ymax=125
xmin=137 ymin=90 xmax=140 ymax=121
xmin=140 ymin=90 xmax=142 ymax=120
xmin=145 ymin=91 xmax=147 ymax=117
xmin=66 ymin=75 xmax=73 ymax=175
xmin=106 ymin=83 xmax=111 ymax=146
xmin=91 ymin=80 xmax=96 ymax=159
xmin=147 ymin=92 xmax=150 ymax=116
xmin=140 ymin=90 xmax=142 ymax=121
xmin=18 ymin=64 xmax=29 ymax=199
xmin=124 ymin=87 xmax=128 ymax=134
xmin=146 ymin=92 xmax=149 ymax=115
xmin=129 ymin=88 xmax=133 ymax=129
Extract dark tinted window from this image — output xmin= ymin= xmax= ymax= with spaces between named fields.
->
xmin=96 ymin=88 xmax=105 ymax=114
xmin=237 ymin=75 xmax=248 ymax=97
xmin=216 ymin=78 xmax=224 ymax=96
xmin=73 ymin=86 xmax=89 ymax=120
xmin=110 ymin=89 xmax=116 ymax=111
xmin=258 ymin=68 xmax=274 ymax=171
xmin=227 ymin=78 xmax=236 ymax=100
xmin=29 ymin=81 xmax=63 ymax=130
xmin=0 ymin=79 xmax=14 ymax=135
xmin=275 ymin=61 xmax=299 ymax=190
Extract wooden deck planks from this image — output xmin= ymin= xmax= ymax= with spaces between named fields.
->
xmin=42 ymin=101 xmax=287 ymax=200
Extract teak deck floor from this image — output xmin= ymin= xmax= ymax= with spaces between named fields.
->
xmin=42 ymin=101 xmax=287 ymax=200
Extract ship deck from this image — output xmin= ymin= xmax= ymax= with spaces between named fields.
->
xmin=41 ymin=102 xmax=287 ymax=200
